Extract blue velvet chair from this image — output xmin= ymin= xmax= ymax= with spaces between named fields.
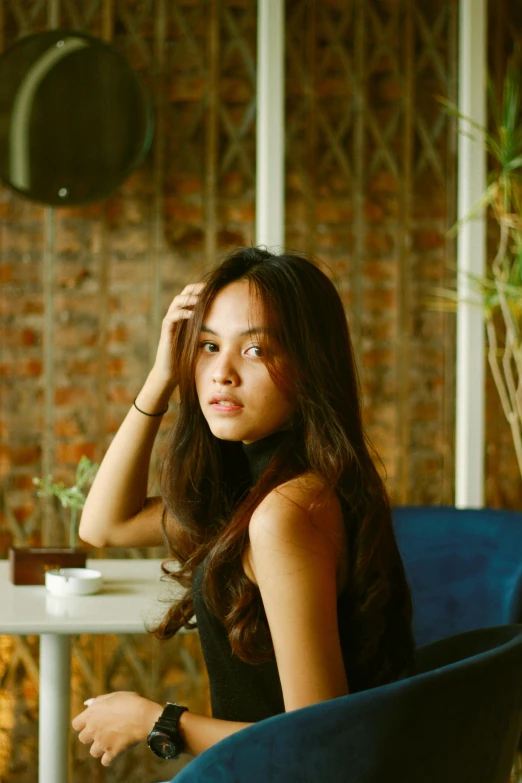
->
xmin=392 ymin=505 xmax=522 ymax=646
xmin=172 ymin=625 xmax=522 ymax=783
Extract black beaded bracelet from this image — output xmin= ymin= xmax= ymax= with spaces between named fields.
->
xmin=133 ymin=398 xmax=169 ymax=417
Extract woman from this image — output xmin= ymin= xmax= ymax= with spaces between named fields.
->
xmin=72 ymin=246 xmax=414 ymax=768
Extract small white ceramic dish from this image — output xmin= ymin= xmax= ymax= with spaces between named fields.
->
xmin=45 ymin=567 xmax=103 ymax=597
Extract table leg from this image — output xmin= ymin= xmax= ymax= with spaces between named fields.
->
xmin=38 ymin=634 xmax=71 ymax=783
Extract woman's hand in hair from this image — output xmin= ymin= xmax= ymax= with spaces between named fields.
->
xmin=150 ymin=282 xmax=205 ymax=392
xmin=78 ymin=284 xmax=204 ymax=550
xmin=71 ymin=691 xmax=162 ymax=767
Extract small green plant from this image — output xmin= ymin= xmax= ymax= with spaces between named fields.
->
xmin=33 ymin=455 xmax=99 ymax=547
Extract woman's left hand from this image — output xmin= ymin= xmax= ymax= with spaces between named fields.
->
xmin=71 ymin=691 xmax=162 ymax=767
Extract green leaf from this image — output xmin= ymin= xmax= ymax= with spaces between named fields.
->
xmin=33 ymin=455 xmax=99 ymax=511
xmin=447 ymin=181 xmax=499 ymax=237
xmin=76 ymin=455 xmax=99 ymax=491
xmin=438 ymin=96 xmax=488 ymax=137
xmin=504 ymin=155 xmax=522 ymax=172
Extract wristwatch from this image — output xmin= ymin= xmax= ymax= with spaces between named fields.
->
xmin=147 ymin=702 xmax=188 ymax=760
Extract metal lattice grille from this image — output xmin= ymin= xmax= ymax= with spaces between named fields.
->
xmin=285 ymin=0 xmax=458 ymax=504
xmin=1 ymin=1 xmax=521 ymax=782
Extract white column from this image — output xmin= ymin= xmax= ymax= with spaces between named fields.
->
xmin=455 ymin=0 xmax=487 ymax=508
xmin=256 ymin=0 xmax=285 ymax=249
xmin=39 ymin=634 xmax=71 ymax=783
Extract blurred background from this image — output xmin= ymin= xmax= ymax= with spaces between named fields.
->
xmin=0 ymin=0 xmax=521 ymax=781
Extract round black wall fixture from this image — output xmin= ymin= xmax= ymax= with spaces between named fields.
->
xmin=0 ymin=29 xmax=154 ymax=206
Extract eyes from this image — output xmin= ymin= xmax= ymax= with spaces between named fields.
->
xmin=200 ymin=341 xmax=263 ymax=358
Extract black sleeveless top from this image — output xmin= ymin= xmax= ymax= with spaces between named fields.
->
xmin=192 ymin=431 xmax=356 ymax=723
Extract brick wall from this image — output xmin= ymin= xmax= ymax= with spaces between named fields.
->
xmin=285 ymin=0 xmax=459 ymax=504
xmin=2 ymin=0 xmax=520 ymax=547
xmin=0 ymin=1 xmax=521 ymax=781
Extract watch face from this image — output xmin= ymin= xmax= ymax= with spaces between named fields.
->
xmin=148 ymin=730 xmax=181 ymax=760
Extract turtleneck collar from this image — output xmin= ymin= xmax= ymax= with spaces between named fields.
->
xmin=241 ymin=430 xmax=290 ymax=484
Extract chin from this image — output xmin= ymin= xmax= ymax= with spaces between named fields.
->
xmin=207 ymin=421 xmax=251 ymax=442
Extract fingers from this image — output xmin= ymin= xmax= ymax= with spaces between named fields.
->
xmin=71 ymin=710 xmax=87 ymax=732
xmin=78 ymin=728 xmax=94 ymax=745
xmin=90 ymin=738 xmax=130 ymax=767
xmin=169 ymin=294 xmax=200 ymax=313
xmin=166 ymin=294 xmax=198 ymax=316
xmin=181 ymin=282 xmax=205 ymax=295
xmin=71 ymin=692 xmax=141 ymax=769
xmin=164 ymin=283 xmax=205 ymax=323
xmin=90 ymin=742 xmax=105 ymax=760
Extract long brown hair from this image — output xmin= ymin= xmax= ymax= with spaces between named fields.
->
xmin=154 ymin=247 xmax=414 ymax=689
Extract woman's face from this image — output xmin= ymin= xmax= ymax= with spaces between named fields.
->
xmin=194 ymin=281 xmax=295 ymax=444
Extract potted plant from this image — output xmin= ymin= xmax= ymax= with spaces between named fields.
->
xmin=33 ymin=454 xmax=99 ymax=547
xmin=435 ymin=57 xmax=522 ymax=478
xmin=9 ymin=455 xmax=99 ymax=584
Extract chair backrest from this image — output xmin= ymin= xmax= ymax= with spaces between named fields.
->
xmin=392 ymin=505 xmax=522 ymax=646
xmin=173 ymin=625 xmax=522 ymax=783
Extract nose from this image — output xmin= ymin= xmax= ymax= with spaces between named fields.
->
xmin=212 ymin=351 xmax=239 ymax=386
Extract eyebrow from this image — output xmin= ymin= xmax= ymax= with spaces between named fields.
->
xmin=200 ymin=325 xmax=274 ymax=338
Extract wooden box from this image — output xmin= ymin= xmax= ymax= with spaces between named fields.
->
xmin=9 ymin=547 xmax=87 ymax=585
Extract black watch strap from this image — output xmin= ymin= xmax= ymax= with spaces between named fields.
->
xmin=156 ymin=702 xmax=188 ymax=732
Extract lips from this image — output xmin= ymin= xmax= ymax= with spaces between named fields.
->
xmin=209 ymin=394 xmax=243 ymax=412
xmin=209 ymin=394 xmax=242 ymax=406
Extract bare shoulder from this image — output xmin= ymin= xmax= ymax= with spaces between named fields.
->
xmin=251 ymin=471 xmax=341 ymax=522
xmin=249 ymin=472 xmax=345 ymax=552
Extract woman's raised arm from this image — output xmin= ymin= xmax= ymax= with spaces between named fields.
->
xmin=78 ymin=284 xmax=203 ymax=549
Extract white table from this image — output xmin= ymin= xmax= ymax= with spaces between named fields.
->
xmin=0 ymin=558 xmax=175 ymax=783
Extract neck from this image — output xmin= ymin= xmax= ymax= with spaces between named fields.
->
xmin=241 ymin=430 xmax=290 ymax=484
